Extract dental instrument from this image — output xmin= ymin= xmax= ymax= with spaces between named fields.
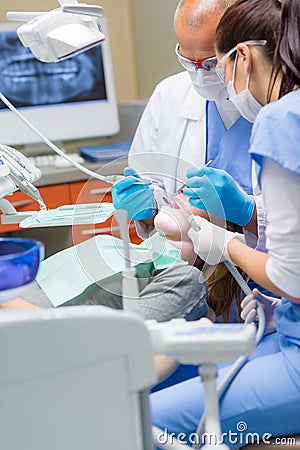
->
xmin=7 ymin=1 xmax=105 ymax=63
xmin=0 ymin=152 xmax=10 ymax=177
xmin=177 ymin=159 xmax=213 ymax=193
xmin=114 ymin=209 xmax=140 ymax=314
xmin=158 ymin=160 xmax=213 ymax=212
xmin=0 ymin=144 xmax=48 ymax=219
xmin=6 ymin=169 xmax=46 ymax=212
xmin=0 ymin=145 xmax=42 ymax=192
xmin=160 ymin=192 xmax=200 ymax=233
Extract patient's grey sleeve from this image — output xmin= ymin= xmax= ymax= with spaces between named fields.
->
xmin=138 ymin=265 xmax=207 ymax=321
xmin=25 ymin=281 xmax=53 ymax=308
xmin=26 ymin=263 xmax=208 ymax=322
xmin=66 ymin=263 xmax=208 ymax=322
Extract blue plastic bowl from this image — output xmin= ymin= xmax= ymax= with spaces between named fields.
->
xmin=0 ymin=238 xmax=44 ymax=292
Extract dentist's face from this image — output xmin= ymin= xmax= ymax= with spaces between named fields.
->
xmin=0 ymin=31 xmax=106 ymax=107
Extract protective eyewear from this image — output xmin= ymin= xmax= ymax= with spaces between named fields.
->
xmin=175 ymin=43 xmax=217 ymax=72
xmin=215 ymin=40 xmax=267 ymax=82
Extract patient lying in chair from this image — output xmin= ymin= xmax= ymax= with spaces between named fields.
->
xmin=25 ymin=194 xmax=243 ymax=324
xmin=25 ymin=195 xmax=207 ymax=321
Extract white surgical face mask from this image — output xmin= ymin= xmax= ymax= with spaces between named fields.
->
xmin=227 ymin=54 xmax=262 ymax=122
xmin=189 ymin=69 xmax=229 ymax=101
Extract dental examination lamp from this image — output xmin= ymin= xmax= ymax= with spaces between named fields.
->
xmin=6 ymin=1 xmax=105 ymax=63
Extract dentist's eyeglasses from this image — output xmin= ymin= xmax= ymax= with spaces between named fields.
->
xmin=215 ymin=39 xmax=267 ymax=82
xmin=175 ymin=44 xmax=217 ymax=72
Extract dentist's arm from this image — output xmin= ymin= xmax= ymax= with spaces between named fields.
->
xmin=183 ymin=167 xmax=257 ymax=232
xmin=112 ymin=167 xmax=156 ymax=221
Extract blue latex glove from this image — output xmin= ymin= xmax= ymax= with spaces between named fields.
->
xmin=112 ymin=167 xmax=155 ymax=220
xmin=183 ymin=166 xmax=255 ymax=226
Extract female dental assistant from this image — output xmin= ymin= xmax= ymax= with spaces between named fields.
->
xmin=151 ymin=0 xmax=300 ymax=447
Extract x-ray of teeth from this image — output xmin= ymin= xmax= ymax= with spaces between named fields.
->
xmin=0 ymin=31 xmax=107 ymax=108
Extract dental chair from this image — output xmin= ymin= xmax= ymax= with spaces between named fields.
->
xmin=0 ymin=306 xmax=156 ymax=450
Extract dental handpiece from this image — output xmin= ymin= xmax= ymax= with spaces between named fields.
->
xmin=176 ymin=159 xmax=213 ymax=193
xmin=158 ymin=159 xmax=214 ymax=216
xmin=19 ymin=182 xmax=46 ymax=211
xmin=20 ymin=182 xmax=47 ymax=211
xmin=104 ymin=173 xmax=161 ymax=187
xmin=8 ymin=171 xmax=46 ymax=211
xmin=162 ymin=193 xmax=200 ymax=231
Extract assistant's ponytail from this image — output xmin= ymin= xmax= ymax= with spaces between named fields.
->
xmin=274 ymin=0 xmax=300 ymax=97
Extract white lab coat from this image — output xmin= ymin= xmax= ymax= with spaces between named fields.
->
xmin=128 ymin=71 xmax=207 ymax=195
xmin=128 ymin=71 xmax=265 ymax=246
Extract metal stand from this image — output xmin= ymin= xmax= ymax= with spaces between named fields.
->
xmin=199 ymin=364 xmax=230 ymax=449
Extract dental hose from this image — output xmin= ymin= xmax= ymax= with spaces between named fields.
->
xmin=0 ymin=91 xmax=123 ymax=185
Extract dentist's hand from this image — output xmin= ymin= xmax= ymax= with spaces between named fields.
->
xmin=183 ymin=167 xmax=255 ymax=226
xmin=112 ymin=167 xmax=156 ymax=220
xmin=241 ymin=288 xmax=281 ymax=335
xmin=187 ymin=216 xmax=245 ymax=265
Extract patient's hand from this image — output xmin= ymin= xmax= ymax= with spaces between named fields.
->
xmin=0 ymin=297 xmax=40 ymax=310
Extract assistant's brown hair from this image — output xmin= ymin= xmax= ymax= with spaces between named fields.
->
xmin=273 ymin=0 xmax=300 ymax=97
xmin=214 ymin=0 xmax=281 ymax=102
xmin=214 ymin=0 xmax=281 ymax=58
xmin=203 ymin=222 xmax=245 ymax=323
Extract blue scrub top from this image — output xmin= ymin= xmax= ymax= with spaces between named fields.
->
xmin=206 ymin=101 xmax=253 ymax=195
xmin=250 ymin=89 xmax=300 ymax=180
xmin=249 ymin=88 xmax=300 ymax=351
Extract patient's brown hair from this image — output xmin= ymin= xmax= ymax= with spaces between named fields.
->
xmin=202 ymin=222 xmax=245 ymax=323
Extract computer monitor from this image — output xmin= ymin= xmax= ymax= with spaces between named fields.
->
xmin=0 ymin=18 xmax=119 ymax=147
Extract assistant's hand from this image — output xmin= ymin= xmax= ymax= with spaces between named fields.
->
xmin=241 ymin=288 xmax=281 ymax=335
xmin=183 ymin=167 xmax=255 ymax=226
xmin=112 ymin=167 xmax=156 ymax=220
xmin=187 ymin=216 xmax=245 ymax=265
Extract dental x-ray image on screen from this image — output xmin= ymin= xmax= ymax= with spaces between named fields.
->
xmin=0 ymin=30 xmax=107 ymax=108
xmin=0 ymin=19 xmax=119 ymax=146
